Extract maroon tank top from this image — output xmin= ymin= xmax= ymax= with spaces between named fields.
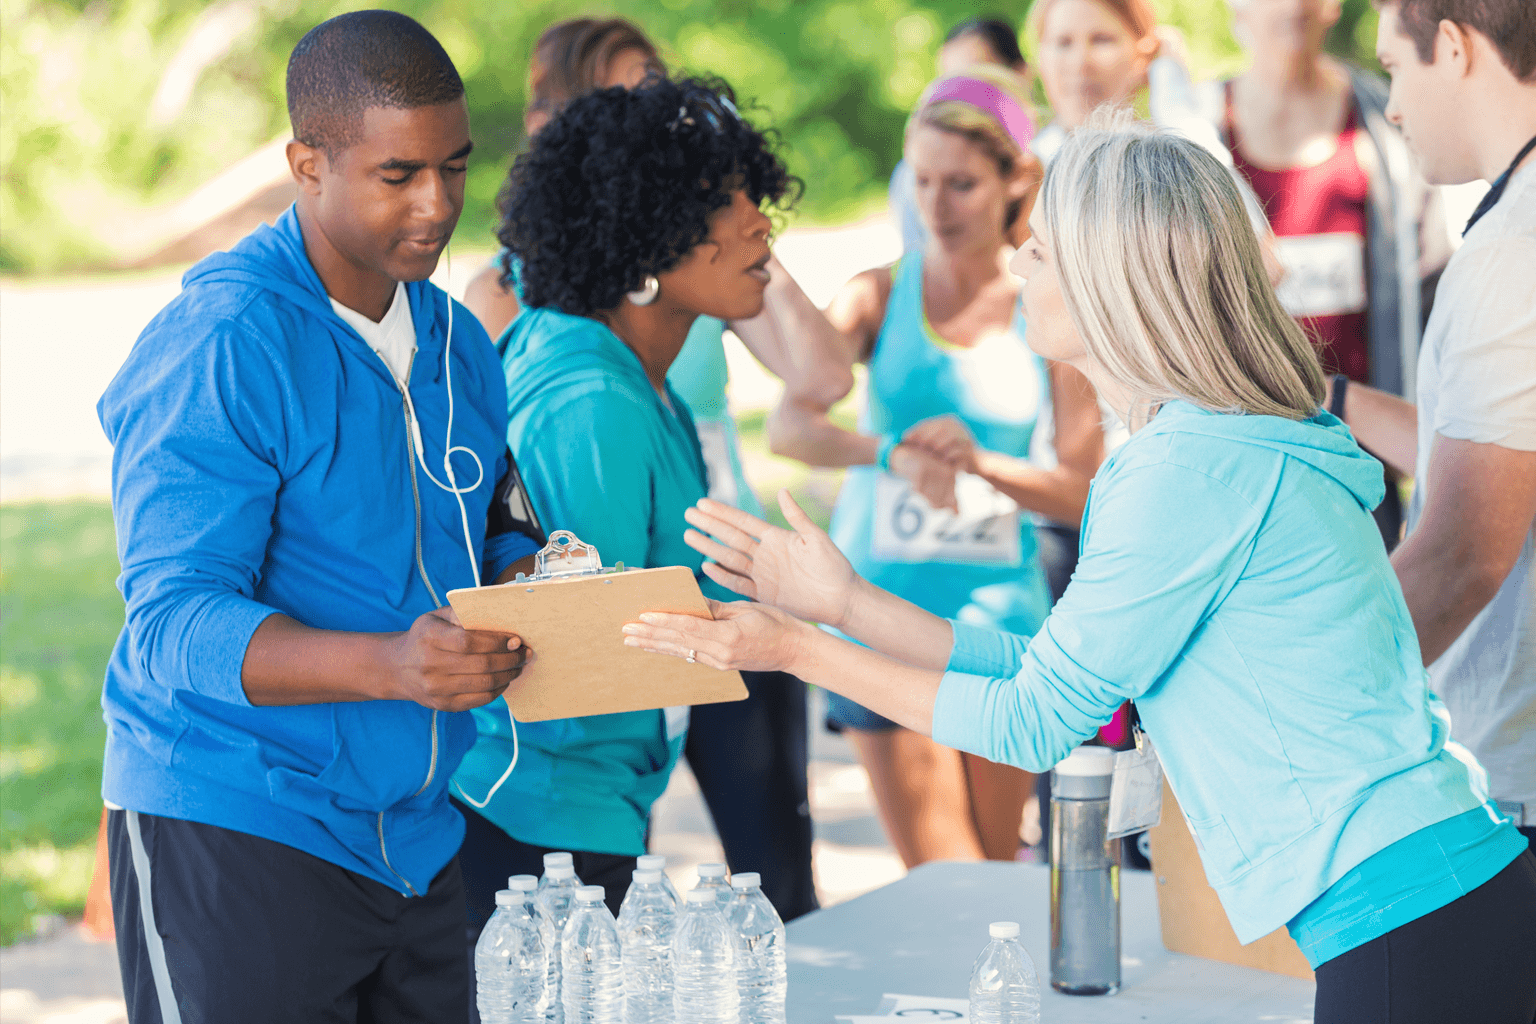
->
xmin=1228 ymin=84 xmax=1372 ymax=382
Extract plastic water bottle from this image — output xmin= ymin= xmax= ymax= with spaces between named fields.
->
xmin=618 ymin=869 xmax=676 ymax=1024
xmin=561 ymin=885 xmax=623 ymax=1024
xmin=727 ymin=873 xmax=786 ymax=1024
xmin=538 ymin=863 xmax=581 ymax=1023
xmin=636 ymin=854 xmax=680 ymax=905
xmin=969 ymin=922 xmax=1041 ymax=1024
xmin=539 ymin=852 xmax=580 ymax=889
xmin=476 ymin=879 xmax=549 ymax=1024
xmin=673 ymin=888 xmax=740 ymax=1024
xmin=692 ymin=862 xmax=732 ymax=908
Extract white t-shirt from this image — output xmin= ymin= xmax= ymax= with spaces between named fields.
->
xmin=330 ymin=281 xmax=416 ymax=385
xmin=1408 ymin=162 xmax=1536 ymax=806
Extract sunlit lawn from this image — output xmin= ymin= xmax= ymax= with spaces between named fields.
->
xmin=0 ymin=500 xmax=121 ymax=946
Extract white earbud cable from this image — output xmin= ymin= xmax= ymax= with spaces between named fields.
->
xmin=422 ymin=241 xmax=518 ymax=810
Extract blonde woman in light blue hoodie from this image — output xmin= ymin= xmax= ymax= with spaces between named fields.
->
xmin=622 ymin=112 xmax=1536 ymax=1024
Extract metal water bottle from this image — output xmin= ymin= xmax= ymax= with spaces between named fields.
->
xmin=1049 ymin=746 xmax=1120 ymax=995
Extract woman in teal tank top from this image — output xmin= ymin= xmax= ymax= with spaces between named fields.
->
xmin=767 ymin=66 xmax=1105 ymax=868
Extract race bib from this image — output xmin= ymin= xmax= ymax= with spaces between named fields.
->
xmin=870 ymin=471 xmax=1022 ymax=566
xmin=694 ymin=420 xmax=739 ymax=508
xmin=1274 ymin=232 xmax=1368 ymax=318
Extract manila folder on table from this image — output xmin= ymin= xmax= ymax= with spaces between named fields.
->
xmin=447 ymin=565 xmax=746 ymax=723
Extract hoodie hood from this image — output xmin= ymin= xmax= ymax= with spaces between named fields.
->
xmin=1137 ymin=400 xmax=1386 ymax=511
xmin=184 ymin=205 xmax=450 ymax=385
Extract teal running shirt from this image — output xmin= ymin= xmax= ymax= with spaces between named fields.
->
xmin=828 ymin=251 xmax=1051 ymax=633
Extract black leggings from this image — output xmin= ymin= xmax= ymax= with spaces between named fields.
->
xmin=1314 ymin=849 xmax=1536 ymax=1024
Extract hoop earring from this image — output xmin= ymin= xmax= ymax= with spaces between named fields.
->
xmin=627 ymin=275 xmax=660 ymax=307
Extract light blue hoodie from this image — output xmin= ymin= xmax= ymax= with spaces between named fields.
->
xmin=96 ymin=206 xmax=540 ymax=896
xmin=932 ymin=400 xmax=1492 ymax=942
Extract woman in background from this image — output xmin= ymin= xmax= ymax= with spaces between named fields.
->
xmin=889 ymin=18 xmax=1032 ymax=251
xmin=1196 ymin=0 xmax=1450 ymax=548
xmin=768 ymin=65 xmax=1102 ymax=868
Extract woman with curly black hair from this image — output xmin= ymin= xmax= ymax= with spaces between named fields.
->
xmin=449 ymin=75 xmax=799 ymax=922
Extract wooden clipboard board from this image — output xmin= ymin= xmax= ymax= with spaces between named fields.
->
xmin=447 ymin=566 xmax=746 ymax=723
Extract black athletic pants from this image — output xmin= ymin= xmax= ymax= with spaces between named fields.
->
xmin=686 ymin=669 xmax=818 ymax=922
xmin=108 ymin=808 xmax=467 ymax=1024
xmin=1313 ymin=848 xmax=1536 ymax=1024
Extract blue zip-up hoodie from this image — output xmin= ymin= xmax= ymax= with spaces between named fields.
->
xmin=932 ymin=401 xmax=1490 ymax=942
xmin=96 ymin=206 xmax=539 ymax=896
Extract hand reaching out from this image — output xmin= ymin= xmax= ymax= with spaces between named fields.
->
xmin=888 ymin=443 xmax=962 ymax=513
xmin=900 ymin=414 xmax=977 ymax=472
xmin=682 ymin=490 xmax=861 ymax=629
xmin=623 ymin=599 xmax=810 ymax=675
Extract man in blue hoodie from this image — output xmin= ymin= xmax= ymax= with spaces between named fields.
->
xmin=95 ymin=12 xmax=543 ymax=1023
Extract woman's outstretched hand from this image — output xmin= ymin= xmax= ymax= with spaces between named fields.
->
xmin=682 ymin=490 xmax=860 ymax=630
xmin=623 ymin=599 xmax=810 ymax=675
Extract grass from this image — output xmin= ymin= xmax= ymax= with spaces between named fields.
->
xmin=0 ymin=500 xmax=122 ymax=946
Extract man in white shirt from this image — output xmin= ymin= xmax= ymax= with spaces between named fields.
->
xmin=1337 ymin=0 xmax=1536 ymax=844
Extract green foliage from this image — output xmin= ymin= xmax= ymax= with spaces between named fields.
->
xmin=2 ymin=0 xmax=1382 ymax=272
xmin=0 ymin=500 xmax=124 ymax=945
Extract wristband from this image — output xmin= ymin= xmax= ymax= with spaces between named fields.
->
xmin=875 ymin=434 xmax=900 ymax=474
xmin=1329 ymin=374 xmax=1348 ymax=421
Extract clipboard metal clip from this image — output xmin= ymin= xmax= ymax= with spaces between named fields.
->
xmin=516 ymin=530 xmax=626 ymax=583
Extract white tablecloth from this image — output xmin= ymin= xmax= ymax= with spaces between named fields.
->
xmin=785 ymin=860 xmax=1314 ymax=1023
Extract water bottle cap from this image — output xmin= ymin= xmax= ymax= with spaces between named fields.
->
xmin=633 ymin=869 xmax=663 ymax=884
xmin=637 ymin=854 xmax=666 ymax=871
xmin=543 ymin=852 xmax=574 ymax=870
xmin=685 ymin=889 xmax=718 ymax=905
xmin=575 ymin=885 xmax=605 ymax=903
xmin=546 ymin=864 xmax=576 ymax=881
xmin=989 ymin=921 xmax=1020 ymax=939
xmin=1054 ymin=746 xmax=1114 ymax=776
xmin=696 ymin=862 xmax=728 ymax=878
xmin=494 ymin=890 xmax=517 ymax=907
xmin=507 ymin=874 xmax=538 ymax=892
xmin=730 ymin=872 xmax=761 ymax=890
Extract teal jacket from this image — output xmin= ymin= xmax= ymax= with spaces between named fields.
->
xmin=452 ymin=308 xmax=730 ymax=856
xmin=932 ymin=401 xmax=1491 ymax=942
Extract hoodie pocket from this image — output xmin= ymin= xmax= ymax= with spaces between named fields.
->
xmin=1183 ymin=811 xmax=1251 ymax=885
xmin=267 ymin=703 xmax=439 ymax=815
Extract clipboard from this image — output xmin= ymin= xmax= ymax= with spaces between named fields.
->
xmin=447 ymin=531 xmax=747 ymax=722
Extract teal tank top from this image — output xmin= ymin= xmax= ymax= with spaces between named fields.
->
xmin=828 ymin=251 xmax=1051 ymax=634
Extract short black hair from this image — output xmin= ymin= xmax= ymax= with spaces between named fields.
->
xmin=286 ymin=10 xmax=465 ymax=156
xmin=498 ymin=76 xmax=798 ymax=316
xmin=945 ymin=17 xmax=1027 ymax=70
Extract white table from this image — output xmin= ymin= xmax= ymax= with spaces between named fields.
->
xmin=785 ymin=861 xmax=1314 ymax=1023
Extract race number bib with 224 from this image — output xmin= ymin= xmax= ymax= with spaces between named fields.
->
xmin=870 ymin=472 xmax=1022 ymax=566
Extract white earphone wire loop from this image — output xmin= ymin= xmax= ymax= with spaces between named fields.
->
xmin=431 ymin=241 xmax=518 ymax=809
xmin=454 ymin=693 xmax=519 ymax=809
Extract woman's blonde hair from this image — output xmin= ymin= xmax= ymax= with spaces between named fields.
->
xmin=1039 ymin=110 xmax=1325 ymax=421
xmin=908 ymin=64 xmax=1040 ymax=232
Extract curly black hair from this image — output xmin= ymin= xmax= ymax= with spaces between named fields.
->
xmin=497 ymin=76 xmax=798 ymax=316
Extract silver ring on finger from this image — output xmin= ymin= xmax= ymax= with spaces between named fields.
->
xmin=686 ymin=649 xmax=697 ymax=664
